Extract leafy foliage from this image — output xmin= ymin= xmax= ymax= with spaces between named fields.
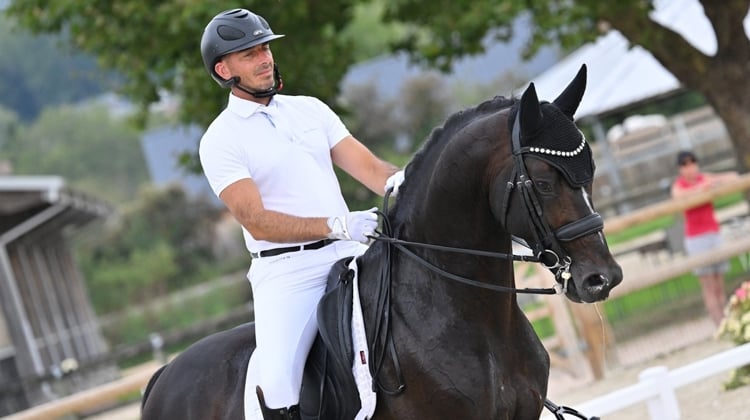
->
xmin=7 ymin=1 xmax=748 ymax=171
xmin=717 ymin=281 xmax=750 ymax=390
xmin=336 ymin=72 xmax=455 ymax=210
xmin=6 ymin=1 xmax=750 ymax=322
xmin=4 ymin=1 xmax=368 ymax=128
xmin=77 ymin=185 xmax=225 ymax=313
xmin=718 ymin=281 xmax=750 ymax=346
xmin=384 ymin=1 xmax=529 ymax=70
xmin=397 ymin=73 xmax=452 ymax=152
xmin=382 ymin=0 xmax=750 ymax=171
xmin=0 ymin=15 xmax=116 ymax=121
xmin=339 ymin=71 xmax=454 ymax=155
xmin=0 ymin=104 xmax=140 ymax=200
xmin=339 ymin=83 xmax=401 ymax=153
xmin=0 ymin=103 xmax=149 ymax=204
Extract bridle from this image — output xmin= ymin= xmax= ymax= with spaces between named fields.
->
xmin=499 ymin=105 xmax=604 ymax=285
xmin=364 ymin=105 xmax=604 ymax=419
xmin=370 ymin=105 xmax=605 ymax=296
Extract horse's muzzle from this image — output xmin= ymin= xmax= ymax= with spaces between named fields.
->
xmin=569 ymin=264 xmax=623 ymax=303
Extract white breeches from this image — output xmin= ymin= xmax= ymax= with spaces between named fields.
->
xmin=246 ymin=240 xmax=366 ymax=409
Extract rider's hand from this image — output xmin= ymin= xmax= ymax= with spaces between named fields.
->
xmin=385 ymin=170 xmax=405 ymax=196
xmin=327 ymin=207 xmax=378 ymax=244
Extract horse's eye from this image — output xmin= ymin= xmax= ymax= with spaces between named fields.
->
xmin=534 ymin=180 xmax=553 ymax=193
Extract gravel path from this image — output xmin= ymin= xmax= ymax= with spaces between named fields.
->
xmin=547 ymin=338 xmax=750 ymax=420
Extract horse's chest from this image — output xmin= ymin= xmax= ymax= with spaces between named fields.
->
xmin=381 ymin=345 xmax=547 ymax=419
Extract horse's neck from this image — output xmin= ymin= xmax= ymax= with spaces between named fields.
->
xmin=359 ymin=234 xmax=520 ymax=327
xmin=369 ymin=125 xmax=522 ymax=328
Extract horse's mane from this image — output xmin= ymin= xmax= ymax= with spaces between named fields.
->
xmin=388 ymin=95 xmax=517 ymax=224
xmin=407 ymin=95 xmax=517 ymax=174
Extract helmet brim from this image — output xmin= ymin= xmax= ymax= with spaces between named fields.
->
xmin=224 ymin=33 xmax=285 ymax=57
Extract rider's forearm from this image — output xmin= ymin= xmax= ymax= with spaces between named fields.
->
xmin=238 ymin=209 xmax=330 ymax=243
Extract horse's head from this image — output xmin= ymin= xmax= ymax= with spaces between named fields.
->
xmin=490 ymin=65 xmax=622 ymax=303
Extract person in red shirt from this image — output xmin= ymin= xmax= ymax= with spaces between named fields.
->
xmin=671 ymin=150 xmax=738 ymax=325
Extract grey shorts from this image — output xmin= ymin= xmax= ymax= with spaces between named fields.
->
xmin=684 ymin=232 xmax=729 ymax=276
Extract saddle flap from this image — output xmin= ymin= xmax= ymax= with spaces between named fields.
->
xmin=298 ymin=256 xmax=361 ymax=420
xmin=317 ymin=256 xmax=356 ymax=375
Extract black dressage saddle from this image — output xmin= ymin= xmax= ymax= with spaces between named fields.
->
xmin=298 ymin=256 xmax=364 ymax=420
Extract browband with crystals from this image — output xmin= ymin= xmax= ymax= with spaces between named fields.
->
xmin=528 ymin=136 xmax=586 ymax=157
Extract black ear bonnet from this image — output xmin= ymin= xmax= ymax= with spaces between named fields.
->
xmin=512 ymin=103 xmax=594 ymax=187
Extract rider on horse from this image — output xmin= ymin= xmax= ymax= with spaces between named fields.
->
xmin=199 ymin=8 xmax=403 ymax=419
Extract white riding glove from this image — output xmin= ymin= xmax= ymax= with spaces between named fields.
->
xmin=327 ymin=207 xmax=378 ymax=244
xmin=384 ymin=170 xmax=405 ymax=196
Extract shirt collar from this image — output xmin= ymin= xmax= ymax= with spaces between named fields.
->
xmin=227 ymin=93 xmax=280 ymax=118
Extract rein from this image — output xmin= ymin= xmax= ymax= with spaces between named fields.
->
xmin=370 ymin=204 xmax=565 ymax=295
xmin=366 ymin=192 xmax=599 ymax=420
xmin=367 ymin=192 xmax=598 ymax=417
xmin=363 ymin=188 xmax=565 ymax=399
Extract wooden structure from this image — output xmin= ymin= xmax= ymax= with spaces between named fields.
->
xmin=3 ymin=362 xmax=160 ymax=420
xmin=0 ymin=176 xmax=114 ymax=416
xmin=603 ymin=172 xmax=750 ymax=235
xmin=514 ymin=173 xmax=750 ymax=381
xmin=516 ymin=262 xmax=601 ymax=381
xmin=590 ymin=105 xmax=736 ymax=216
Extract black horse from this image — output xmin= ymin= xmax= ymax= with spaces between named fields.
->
xmin=141 ymin=64 xmax=622 ymax=420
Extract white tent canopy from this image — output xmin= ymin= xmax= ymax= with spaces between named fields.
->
xmin=528 ymin=0 xmax=750 ymax=120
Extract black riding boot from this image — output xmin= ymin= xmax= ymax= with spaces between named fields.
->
xmin=256 ymin=386 xmax=301 ymax=420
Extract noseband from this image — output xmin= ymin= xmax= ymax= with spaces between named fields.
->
xmin=500 ymin=107 xmax=604 ymax=282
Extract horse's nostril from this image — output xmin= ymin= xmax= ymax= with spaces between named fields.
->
xmin=584 ymin=274 xmax=607 ymax=290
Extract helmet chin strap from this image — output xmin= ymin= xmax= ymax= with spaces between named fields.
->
xmin=230 ymin=64 xmax=283 ymax=98
xmin=232 ymin=78 xmax=277 ymax=98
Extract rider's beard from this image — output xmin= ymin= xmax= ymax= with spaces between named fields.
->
xmin=253 ymin=64 xmax=275 ymax=90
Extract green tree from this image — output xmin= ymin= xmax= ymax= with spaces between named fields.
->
xmin=4 ymin=1 xmax=368 ymax=129
xmin=339 ymin=2 xmax=407 ymax=61
xmin=0 ymin=15 xmax=116 ymax=121
xmin=397 ymin=72 xmax=452 ymax=153
xmin=10 ymin=0 xmax=747 ymax=173
xmin=0 ymin=103 xmax=149 ymax=204
xmin=82 ymin=240 xmax=179 ymax=314
xmin=339 ymin=82 xmax=400 ymax=153
xmin=78 ymin=184 xmax=224 ymax=313
xmin=0 ymin=106 xmax=20 ymax=150
xmin=383 ymin=0 xmax=750 ymax=169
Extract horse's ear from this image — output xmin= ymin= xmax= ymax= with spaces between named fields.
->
xmin=520 ymin=82 xmax=542 ymax=135
xmin=552 ymin=64 xmax=587 ymax=118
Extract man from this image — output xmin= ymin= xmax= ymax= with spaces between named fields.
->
xmin=199 ymin=9 xmax=404 ymax=420
xmin=671 ymin=150 xmax=737 ymax=325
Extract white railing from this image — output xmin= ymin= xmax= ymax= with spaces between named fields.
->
xmin=542 ymin=342 xmax=750 ymax=420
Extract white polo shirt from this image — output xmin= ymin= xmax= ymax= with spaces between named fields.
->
xmin=199 ymin=93 xmax=351 ymax=253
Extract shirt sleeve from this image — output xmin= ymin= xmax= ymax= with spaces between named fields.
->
xmin=312 ymin=97 xmax=351 ymax=148
xmin=199 ymin=129 xmax=252 ymax=198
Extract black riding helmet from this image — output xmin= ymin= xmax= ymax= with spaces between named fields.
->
xmin=201 ymin=9 xmax=285 ymax=96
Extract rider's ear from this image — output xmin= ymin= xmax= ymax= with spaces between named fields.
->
xmin=552 ymin=64 xmax=587 ymax=119
xmin=215 ymin=60 xmax=232 ymax=80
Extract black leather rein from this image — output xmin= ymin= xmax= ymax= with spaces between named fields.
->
xmin=371 ymin=230 xmax=561 ymax=295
